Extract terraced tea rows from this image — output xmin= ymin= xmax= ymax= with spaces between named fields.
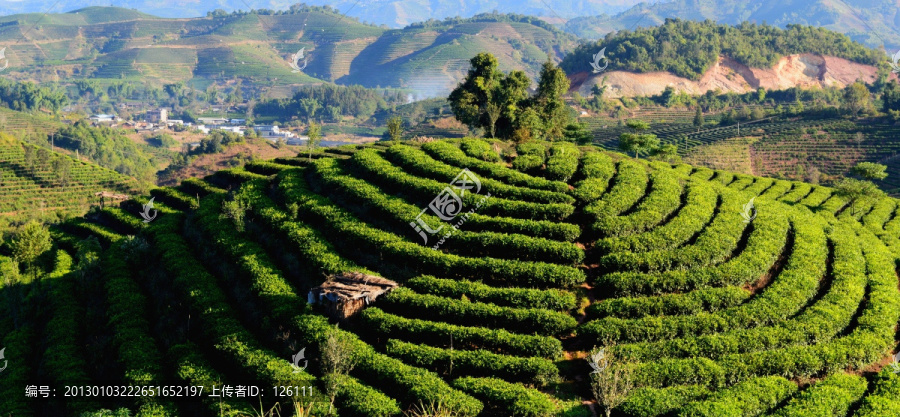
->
xmin=2 ymin=137 xmax=898 ymax=416
xmin=0 ymin=136 xmax=139 ymax=220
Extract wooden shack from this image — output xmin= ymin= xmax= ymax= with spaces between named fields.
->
xmin=308 ymin=272 xmax=398 ymax=321
xmin=94 ymin=191 xmax=130 ymax=208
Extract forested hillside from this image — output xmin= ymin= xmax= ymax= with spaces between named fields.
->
xmin=559 ymin=19 xmax=883 ymax=80
xmin=564 ymin=0 xmax=900 ymax=51
xmin=1 ymin=138 xmax=898 ymax=416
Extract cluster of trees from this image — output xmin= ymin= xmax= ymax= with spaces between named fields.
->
xmin=21 ymin=145 xmax=73 ymax=186
xmin=577 ymin=79 xmax=879 ymax=126
xmin=147 ymin=133 xmax=178 ymax=148
xmin=373 ymin=98 xmax=450 ymax=128
xmin=406 ymin=12 xmax=564 ymax=34
xmin=54 ymin=121 xmax=156 ymax=183
xmin=206 ymin=3 xmax=370 ymax=22
xmin=73 ymin=80 xmax=159 ymax=102
xmin=617 ymin=120 xmax=678 ymax=162
xmin=255 ymin=84 xmax=408 ymax=122
xmin=159 ymin=130 xmax=250 ymax=182
xmin=448 ymin=53 xmax=578 ymax=142
xmin=70 ymin=79 xmax=247 ymax=117
xmin=560 ymin=19 xmax=882 ymax=80
xmin=0 ymin=79 xmax=67 ymax=113
xmin=191 ymin=131 xmax=245 ymax=155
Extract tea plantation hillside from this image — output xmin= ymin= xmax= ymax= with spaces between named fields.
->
xmin=0 ymin=133 xmax=139 ymax=226
xmin=0 ymin=6 xmax=574 ymax=95
xmin=583 ymin=108 xmax=900 ymax=194
xmin=1 ymin=138 xmax=899 ymax=416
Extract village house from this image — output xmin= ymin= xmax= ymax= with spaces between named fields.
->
xmin=198 ymin=117 xmax=229 ymax=125
xmin=146 ymin=108 xmax=168 ymax=123
xmin=254 ymin=124 xmax=296 ymax=140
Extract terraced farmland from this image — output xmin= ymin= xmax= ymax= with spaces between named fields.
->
xmin=583 ymin=110 xmax=900 ymax=193
xmin=0 ymin=134 xmax=139 ymax=222
xmin=1 ymin=137 xmax=899 ymax=416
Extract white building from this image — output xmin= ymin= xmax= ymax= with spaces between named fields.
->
xmin=198 ymin=117 xmax=229 ymax=125
xmin=210 ymin=125 xmax=244 ymax=134
xmin=89 ymin=114 xmax=116 ymax=123
xmin=254 ymin=125 xmax=296 ymax=139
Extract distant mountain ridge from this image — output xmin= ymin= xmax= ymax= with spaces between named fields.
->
xmin=0 ymin=7 xmax=575 ymax=99
xmin=0 ymin=6 xmax=891 ymax=100
xmin=0 ymin=0 xmax=647 ymax=28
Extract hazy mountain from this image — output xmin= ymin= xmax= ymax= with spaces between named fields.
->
xmin=0 ymin=0 xmax=647 ymax=28
xmin=0 ymin=7 xmax=576 ymax=99
xmin=565 ymin=0 xmax=900 ymax=52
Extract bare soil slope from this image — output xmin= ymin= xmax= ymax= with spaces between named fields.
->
xmin=574 ymin=54 xmax=890 ymax=97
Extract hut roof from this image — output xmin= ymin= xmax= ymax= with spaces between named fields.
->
xmin=311 ymin=272 xmax=397 ymax=303
xmin=94 ymin=191 xmax=130 ymax=200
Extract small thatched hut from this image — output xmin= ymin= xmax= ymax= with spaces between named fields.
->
xmin=95 ymin=191 xmax=130 ymax=208
xmin=308 ymin=272 xmax=398 ymax=321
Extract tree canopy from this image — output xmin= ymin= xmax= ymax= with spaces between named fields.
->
xmin=618 ymin=120 xmax=660 ymax=158
xmin=11 ymin=221 xmax=52 ymax=271
xmin=560 ymin=19 xmax=882 ymax=80
xmin=448 ymin=53 xmax=572 ymax=141
xmin=851 ymin=162 xmax=888 ymax=181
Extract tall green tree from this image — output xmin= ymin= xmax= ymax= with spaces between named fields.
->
xmin=36 ymin=148 xmax=50 ymax=171
xmin=52 ymin=157 xmax=71 ymax=187
xmin=842 ymin=81 xmax=870 ymax=116
xmin=11 ymin=221 xmax=52 ymax=274
xmin=306 ymin=122 xmax=322 ymax=161
xmin=448 ymin=53 xmax=505 ymax=136
xmin=693 ymin=107 xmax=704 ymax=132
xmin=386 ymin=116 xmax=403 ymax=142
xmin=881 ymin=80 xmax=900 ymax=113
xmin=448 ymin=53 xmax=531 ymax=139
xmin=756 ymin=87 xmax=766 ymax=103
xmin=533 ymin=58 xmax=571 ymax=141
xmin=23 ymin=145 xmax=35 ymax=173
